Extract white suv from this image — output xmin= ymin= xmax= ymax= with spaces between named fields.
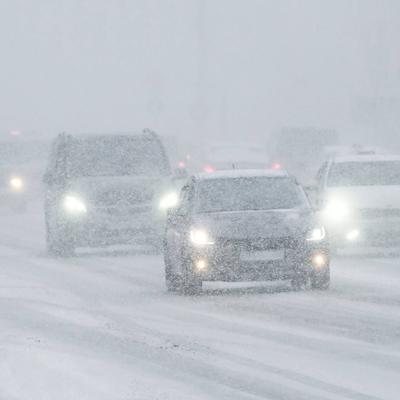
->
xmin=314 ymin=154 xmax=400 ymax=247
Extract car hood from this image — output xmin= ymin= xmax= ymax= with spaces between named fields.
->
xmin=324 ymin=186 xmax=400 ymax=209
xmin=67 ymin=176 xmax=172 ymax=205
xmin=192 ymin=209 xmax=313 ymax=240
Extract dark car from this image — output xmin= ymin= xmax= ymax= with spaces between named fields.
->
xmin=44 ymin=130 xmax=177 ymax=256
xmin=164 ymin=170 xmax=330 ymax=294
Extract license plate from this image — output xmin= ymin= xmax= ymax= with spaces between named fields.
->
xmin=241 ymin=249 xmax=284 ymax=261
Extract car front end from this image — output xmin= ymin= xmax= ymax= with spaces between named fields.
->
xmin=184 ymin=212 xmax=329 ymax=284
xmin=56 ymin=177 xmax=178 ymax=247
xmin=321 ymin=187 xmax=400 ymax=247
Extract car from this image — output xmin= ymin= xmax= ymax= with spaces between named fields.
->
xmin=163 ymin=169 xmax=330 ymax=294
xmin=44 ymin=130 xmax=178 ymax=256
xmin=201 ymin=142 xmax=269 ymax=173
xmin=314 ymin=153 xmax=400 ymax=248
xmin=0 ymin=133 xmax=50 ymax=212
xmin=270 ymin=127 xmax=338 ymax=185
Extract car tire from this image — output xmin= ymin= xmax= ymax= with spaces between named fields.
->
xmin=311 ymin=268 xmax=330 ymax=290
xmin=290 ymin=274 xmax=309 ymax=291
xmin=164 ymin=245 xmax=181 ymax=292
xmin=46 ymin=219 xmax=75 ymax=257
xmin=180 ymin=254 xmax=202 ymax=296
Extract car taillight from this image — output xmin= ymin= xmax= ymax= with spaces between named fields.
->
xmin=271 ymin=162 xmax=282 ymax=170
xmin=203 ymin=165 xmax=215 ymax=173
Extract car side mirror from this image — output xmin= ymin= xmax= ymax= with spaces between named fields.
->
xmin=43 ymin=171 xmax=54 ymax=185
xmin=43 ymin=171 xmax=65 ymax=186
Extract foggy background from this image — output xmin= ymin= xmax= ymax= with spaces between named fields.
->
xmin=0 ymin=0 xmax=399 ymax=146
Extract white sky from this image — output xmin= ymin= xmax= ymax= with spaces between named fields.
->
xmin=0 ymin=0 xmax=399 ymax=145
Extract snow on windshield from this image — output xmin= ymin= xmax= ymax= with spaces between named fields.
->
xmin=68 ymin=137 xmax=168 ymax=177
xmin=196 ymin=177 xmax=307 ymax=212
xmin=328 ymin=161 xmax=400 ymax=186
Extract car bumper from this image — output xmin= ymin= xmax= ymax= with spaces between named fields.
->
xmin=186 ymin=242 xmax=329 ymax=282
xmin=327 ymin=217 xmax=400 ymax=247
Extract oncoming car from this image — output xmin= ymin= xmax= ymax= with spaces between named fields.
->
xmin=44 ymin=131 xmax=177 ymax=256
xmin=315 ymin=154 xmax=400 ymax=247
xmin=0 ymin=136 xmax=49 ymax=212
xmin=164 ymin=170 xmax=330 ymax=294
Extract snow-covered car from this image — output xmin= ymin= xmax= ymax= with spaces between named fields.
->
xmin=44 ymin=131 xmax=178 ymax=256
xmin=164 ymin=169 xmax=330 ymax=294
xmin=0 ymin=136 xmax=49 ymax=212
xmin=315 ymin=154 xmax=400 ymax=247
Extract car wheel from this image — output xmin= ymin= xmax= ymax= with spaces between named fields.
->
xmin=164 ymin=245 xmax=181 ymax=292
xmin=46 ymin=219 xmax=75 ymax=257
xmin=290 ymin=273 xmax=310 ymax=291
xmin=180 ymin=254 xmax=202 ymax=296
xmin=311 ymin=268 xmax=330 ymax=290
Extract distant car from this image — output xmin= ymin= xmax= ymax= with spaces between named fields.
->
xmin=44 ymin=131 xmax=178 ymax=256
xmin=0 ymin=137 xmax=49 ymax=212
xmin=270 ymin=127 xmax=338 ymax=185
xmin=201 ymin=142 xmax=269 ymax=173
xmin=315 ymin=154 xmax=400 ymax=248
xmin=164 ymin=170 xmax=330 ymax=294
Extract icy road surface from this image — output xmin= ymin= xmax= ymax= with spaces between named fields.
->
xmin=1 ymin=205 xmax=399 ymax=400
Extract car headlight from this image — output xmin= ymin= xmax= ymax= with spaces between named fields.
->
xmin=323 ymin=199 xmax=350 ymax=222
xmin=9 ymin=176 xmax=24 ymax=190
xmin=306 ymin=227 xmax=326 ymax=241
xmin=190 ymin=228 xmax=214 ymax=246
xmin=63 ymin=194 xmax=87 ymax=214
xmin=159 ymin=192 xmax=179 ymax=210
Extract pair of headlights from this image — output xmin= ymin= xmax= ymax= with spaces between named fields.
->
xmin=189 ymin=226 xmax=326 ymax=247
xmin=62 ymin=191 xmax=180 ymax=215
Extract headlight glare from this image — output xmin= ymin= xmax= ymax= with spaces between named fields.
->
xmin=63 ymin=195 xmax=87 ymax=214
xmin=323 ymin=199 xmax=350 ymax=222
xmin=306 ymin=227 xmax=326 ymax=241
xmin=159 ymin=192 xmax=179 ymax=210
xmin=190 ymin=228 xmax=214 ymax=246
xmin=9 ymin=176 xmax=23 ymax=190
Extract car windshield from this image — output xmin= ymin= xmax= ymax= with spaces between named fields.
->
xmin=328 ymin=161 xmax=400 ymax=186
xmin=196 ymin=177 xmax=308 ymax=213
xmin=68 ymin=136 xmax=168 ymax=177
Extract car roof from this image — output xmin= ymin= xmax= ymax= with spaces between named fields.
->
xmin=193 ymin=169 xmax=289 ymax=181
xmin=332 ymin=154 xmax=400 ymax=163
xmin=65 ymin=131 xmax=156 ymax=140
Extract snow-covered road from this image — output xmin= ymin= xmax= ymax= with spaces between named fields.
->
xmin=1 ymin=206 xmax=399 ymax=400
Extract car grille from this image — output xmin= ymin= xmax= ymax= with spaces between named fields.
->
xmin=359 ymin=208 xmax=400 ymax=219
xmin=94 ymin=188 xmax=154 ymax=207
xmin=218 ymin=237 xmax=298 ymax=251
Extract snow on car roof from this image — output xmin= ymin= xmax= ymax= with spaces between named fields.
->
xmin=194 ymin=169 xmax=289 ymax=181
xmin=333 ymin=154 xmax=400 ymax=163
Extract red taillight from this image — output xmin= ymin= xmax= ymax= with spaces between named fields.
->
xmin=178 ymin=161 xmax=186 ymax=168
xmin=203 ymin=165 xmax=215 ymax=173
xmin=272 ymin=162 xmax=282 ymax=170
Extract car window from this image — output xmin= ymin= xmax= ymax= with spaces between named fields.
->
xmin=327 ymin=161 xmax=400 ymax=186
